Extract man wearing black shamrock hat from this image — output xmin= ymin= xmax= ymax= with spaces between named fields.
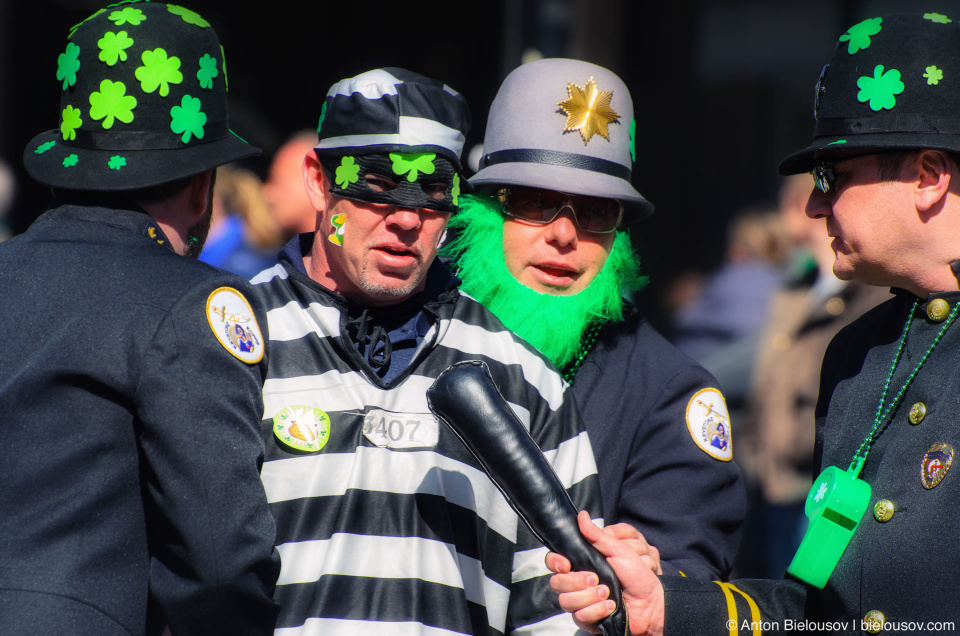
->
xmin=545 ymin=12 xmax=960 ymax=635
xmin=0 ymin=3 xmax=280 ymax=634
xmin=249 ymin=67 xmax=605 ymax=634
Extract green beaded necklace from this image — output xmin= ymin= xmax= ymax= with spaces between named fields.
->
xmin=849 ymin=298 xmax=960 ymax=478
xmin=561 ymin=321 xmax=604 ymax=383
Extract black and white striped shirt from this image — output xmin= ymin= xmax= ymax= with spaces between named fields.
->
xmin=250 ymin=242 xmax=603 ymax=635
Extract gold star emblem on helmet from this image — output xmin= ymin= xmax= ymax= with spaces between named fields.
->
xmin=558 ymin=76 xmax=620 ymax=145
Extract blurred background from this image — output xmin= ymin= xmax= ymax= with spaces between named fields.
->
xmin=1 ymin=0 xmax=955 ymax=325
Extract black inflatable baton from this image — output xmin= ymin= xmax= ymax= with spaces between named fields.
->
xmin=427 ymin=360 xmax=629 ymax=636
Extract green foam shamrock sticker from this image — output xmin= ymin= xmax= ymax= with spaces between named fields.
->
xmin=170 ymin=95 xmax=206 ymax=143
xmin=63 ymin=154 xmax=79 ymax=167
xmin=391 ymin=153 xmax=436 ymax=182
xmin=98 ymin=31 xmax=134 ymax=66
xmin=136 ymin=49 xmax=183 ymax=97
xmin=857 ymin=65 xmax=904 ymax=111
xmin=925 ymin=66 xmax=944 ymax=85
xmin=452 ymin=173 xmax=461 ymax=206
xmin=839 ymin=17 xmax=882 ymax=55
xmin=69 ymin=9 xmax=106 ymax=39
xmin=35 ymin=140 xmax=56 ymax=155
xmin=629 ymin=119 xmax=636 ymax=163
xmin=335 ymin=156 xmax=360 ymax=188
xmin=328 ymin=213 xmax=346 ymax=246
xmin=61 ymin=105 xmax=82 ymax=141
xmin=57 ymin=42 xmax=81 ymax=90
xmin=317 ymin=102 xmax=328 ymax=133
xmin=168 ymin=5 xmax=210 ymax=28
xmin=197 ymin=54 xmax=218 ymax=89
xmin=220 ymin=45 xmax=228 ymax=91
xmin=108 ymin=156 xmax=126 ymax=170
xmin=90 ymin=79 xmax=137 ymax=129
xmin=109 ymin=6 xmax=145 ymax=26
xmin=924 ymin=13 xmax=952 ymax=24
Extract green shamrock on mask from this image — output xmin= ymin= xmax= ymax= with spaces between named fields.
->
xmin=857 ymin=65 xmax=904 ymax=111
xmin=197 ymin=54 xmax=218 ymax=89
xmin=98 ymin=31 xmax=134 ymax=66
xmin=170 ymin=95 xmax=206 ymax=143
xmin=839 ymin=17 xmax=882 ymax=55
xmin=57 ymin=42 xmax=81 ymax=90
xmin=61 ymin=105 xmax=82 ymax=141
xmin=168 ymin=4 xmax=210 ymax=28
xmin=136 ymin=48 xmax=183 ymax=97
xmin=390 ymin=152 xmax=436 ymax=182
xmin=109 ymin=7 xmax=145 ymax=26
xmin=451 ymin=174 xmax=461 ymax=206
xmin=89 ymin=79 xmax=137 ymax=129
xmin=336 ymin=156 xmax=360 ymax=188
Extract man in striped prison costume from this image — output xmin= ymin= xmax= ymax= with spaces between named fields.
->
xmin=250 ymin=68 xmax=605 ymax=635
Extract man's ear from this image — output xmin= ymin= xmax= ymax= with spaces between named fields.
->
xmin=185 ymin=169 xmax=215 ymax=221
xmin=915 ymin=149 xmax=952 ymax=213
xmin=302 ymin=151 xmax=329 ymax=213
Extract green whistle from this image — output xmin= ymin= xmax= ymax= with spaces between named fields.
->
xmin=786 ymin=465 xmax=871 ymax=588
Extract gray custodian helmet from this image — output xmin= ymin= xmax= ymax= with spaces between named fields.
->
xmin=780 ymin=12 xmax=960 ymax=174
xmin=471 ymin=58 xmax=654 ymax=221
xmin=23 ymin=1 xmax=258 ymax=191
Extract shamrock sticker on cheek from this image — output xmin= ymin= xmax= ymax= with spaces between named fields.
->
xmin=328 ymin=213 xmax=346 ymax=246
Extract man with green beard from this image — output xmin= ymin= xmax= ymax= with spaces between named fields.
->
xmin=443 ymin=58 xmax=746 ymax=580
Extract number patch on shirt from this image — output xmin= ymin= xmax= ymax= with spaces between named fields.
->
xmin=362 ymin=409 xmax=439 ymax=449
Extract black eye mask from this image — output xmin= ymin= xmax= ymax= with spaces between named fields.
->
xmin=319 ymin=152 xmax=462 ymax=213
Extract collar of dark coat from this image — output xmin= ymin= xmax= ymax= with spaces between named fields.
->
xmin=43 ymin=193 xmax=175 ymax=252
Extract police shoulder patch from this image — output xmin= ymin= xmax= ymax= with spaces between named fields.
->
xmin=205 ymin=286 xmax=264 ymax=364
xmin=685 ymin=388 xmax=733 ymax=461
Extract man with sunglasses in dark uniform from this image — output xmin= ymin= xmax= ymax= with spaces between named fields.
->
xmin=546 ymin=13 xmax=960 ymax=635
xmin=444 ymin=58 xmax=746 ymax=580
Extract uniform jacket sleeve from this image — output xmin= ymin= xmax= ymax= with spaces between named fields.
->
xmin=136 ymin=278 xmax=280 ymax=634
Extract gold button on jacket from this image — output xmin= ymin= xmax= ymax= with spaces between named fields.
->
xmin=874 ymin=499 xmax=895 ymax=522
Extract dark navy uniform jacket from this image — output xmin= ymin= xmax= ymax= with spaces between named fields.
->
xmin=572 ymin=305 xmax=746 ymax=579
xmin=0 ymin=197 xmax=280 ymax=635
xmin=661 ymin=290 xmax=960 ymax=634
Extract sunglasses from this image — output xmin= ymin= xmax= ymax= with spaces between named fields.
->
xmin=496 ymin=186 xmax=624 ymax=234
xmin=810 ymin=150 xmax=886 ymax=194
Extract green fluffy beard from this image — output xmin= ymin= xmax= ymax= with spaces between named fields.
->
xmin=443 ymin=193 xmax=646 ymax=369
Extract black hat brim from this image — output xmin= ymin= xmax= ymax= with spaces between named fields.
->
xmin=24 ymin=129 xmax=260 ymax=191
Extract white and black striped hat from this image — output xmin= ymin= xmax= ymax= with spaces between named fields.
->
xmin=314 ymin=68 xmax=471 ymax=171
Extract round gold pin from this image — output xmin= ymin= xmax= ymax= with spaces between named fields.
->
xmin=873 ymin=499 xmax=894 ymax=522
xmin=927 ymin=298 xmax=950 ymax=322
xmin=909 ymin=402 xmax=926 ymax=425
xmin=864 ymin=610 xmax=885 ymax=634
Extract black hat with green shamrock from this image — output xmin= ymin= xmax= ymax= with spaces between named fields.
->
xmin=781 ymin=12 xmax=960 ymax=174
xmin=23 ymin=1 xmax=258 ymax=191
